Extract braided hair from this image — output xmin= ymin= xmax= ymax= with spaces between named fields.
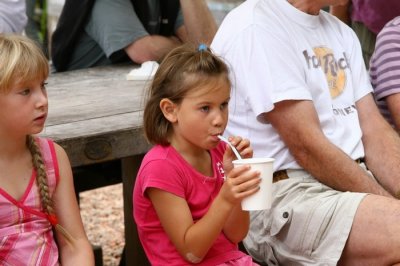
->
xmin=27 ymin=135 xmax=75 ymax=244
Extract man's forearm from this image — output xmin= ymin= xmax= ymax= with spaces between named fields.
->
xmin=124 ymin=35 xmax=182 ymax=63
xmin=362 ymin=119 xmax=400 ymax=197
xmin=290 ymin=129 xmax=391 ymax=197
xmin=308 ymin=146 xmax=391 ymax=196
xmin=357 ymin=94 xmax=400 ymax=197
xmin=179 ymin=0 xmax=217 ymax=45
xmin=267 ymin=100 xmax=392 ymax=197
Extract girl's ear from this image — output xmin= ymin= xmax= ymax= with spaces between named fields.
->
xmin=160 ymin=98 xmax=178 ymax=123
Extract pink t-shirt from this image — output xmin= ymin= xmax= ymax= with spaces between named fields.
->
xmin=133 ymin=143 xmax=247 ymax=265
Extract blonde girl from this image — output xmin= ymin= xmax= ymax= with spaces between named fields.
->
xmin=134 ymin=43 xmax=261 ymax=265
xmin=0 ymin=34 xmax=94 ymax=265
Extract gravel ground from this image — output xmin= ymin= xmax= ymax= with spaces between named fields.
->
xmin=80 ymin=184 xmax=125 ymax=266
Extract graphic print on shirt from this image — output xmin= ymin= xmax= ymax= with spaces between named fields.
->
xmin=216 ymin=161 xmax=225 ymax=181
xmin=303 ymin=46 xmax=349 ymax=98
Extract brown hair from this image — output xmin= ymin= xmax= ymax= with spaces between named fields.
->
xmin=143 ymin=43 xmax=230 ymax=145
xmin=0 ymin=34 xmax=49 ymax=93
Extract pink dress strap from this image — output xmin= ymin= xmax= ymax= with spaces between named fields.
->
xmin=0 ymin=137 xmax=60 ymax=266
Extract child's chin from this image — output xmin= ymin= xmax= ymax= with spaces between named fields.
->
xmin=208 ymin=143 xmax=219 ymax=150
xmin=31 ymin=127 xmax=44 ymax=135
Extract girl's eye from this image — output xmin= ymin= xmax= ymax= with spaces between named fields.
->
xmin=20 ymin=89 xmax=31 ymax=96
xmin=220 ymin=102 xmax=229 ymax=110
xmin=41 ymin=82 xmax=48 ymax=90
xmin=200 ymin=106 xmax=210 ymax=112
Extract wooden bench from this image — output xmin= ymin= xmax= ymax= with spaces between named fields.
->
xmin=41 ymin=64 xmax=151 ymax=265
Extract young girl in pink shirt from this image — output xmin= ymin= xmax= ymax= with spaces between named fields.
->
xmin=0 ymin=34 xmax=94 ymax=265
xmin=133 ymin=43 xmax=261 ymax=265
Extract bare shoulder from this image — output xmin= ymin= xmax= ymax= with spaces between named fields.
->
xmin=52 ymin=142 xmax=68 ymax=159
xmin=51 ymin=142 xmax=72 ymax=176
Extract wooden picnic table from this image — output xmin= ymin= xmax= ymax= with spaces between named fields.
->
xmin=40 ymin=64 xmax=151 ymax=265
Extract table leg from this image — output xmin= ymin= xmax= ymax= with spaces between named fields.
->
xmin=121 ymin=154 xmax=149 ymax=266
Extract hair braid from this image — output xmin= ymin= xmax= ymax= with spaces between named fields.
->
xmin=28 ymin=135 xmax=54 ymax=214
xmin=27 ymin=135 xmax=74 ymax=244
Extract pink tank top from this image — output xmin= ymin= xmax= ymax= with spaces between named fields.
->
xmin=0 ymin=137 xmax=60 ymax=266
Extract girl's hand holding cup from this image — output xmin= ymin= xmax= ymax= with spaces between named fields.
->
xmin=220 ymin=163 xmax=261 ymax=206
xmin=222 ymin=136 xmax=253 ymax=173
xmin=220 ymin=135 xmax=275 ymax=210
xmin=220 ymin=136 xmax=261 ymax=206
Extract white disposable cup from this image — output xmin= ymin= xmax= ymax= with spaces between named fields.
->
xmin=232 ymin=158 xmax=275 ymax=211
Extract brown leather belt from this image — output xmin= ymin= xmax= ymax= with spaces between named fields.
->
xmin=273 ymin=170 xmax=289 ymax=183
xmin=273 ymin=158 xmax=365 ymax=183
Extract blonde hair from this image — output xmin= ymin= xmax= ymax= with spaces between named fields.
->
xmin=0 ymin=34 xmax=74 ymax=243
xmin=143 ymin=43 xmax=230 ymax=145
xmin=0 ymin=34 xmax=49 ymax=93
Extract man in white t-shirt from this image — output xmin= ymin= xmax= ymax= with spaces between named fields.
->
xmin=0 ymin=0 xmax=27 ymax=34
xmin=212 ymin=0 xmax=400 ymax=264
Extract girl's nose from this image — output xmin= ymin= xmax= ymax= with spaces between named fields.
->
xmin=36 ymin=90 xmax=48 ymax=108
xmin=212 ymin=111 xmax=225 ymax=127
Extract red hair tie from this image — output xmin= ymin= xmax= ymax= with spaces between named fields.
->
xmin=47 ymin=214 xmax=58 ymax=226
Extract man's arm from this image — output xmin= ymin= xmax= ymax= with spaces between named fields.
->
xmin=177 ymin=0 xmax=217 ymax=45
xmin=264 ymin=99 xmax=392 ymax=197
xmin=125 ymin=35 xmax=182 ymax=64
xmin=357 ymin=93 xmax=400 ymax=197
xmin=125 ymin=0 xmax=216 ymax=64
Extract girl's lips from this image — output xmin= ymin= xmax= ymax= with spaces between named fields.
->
xmin=211 ymin=134 xmax=221 ymax=142
xmin=34 ymin=114 xmax=47 ymax=124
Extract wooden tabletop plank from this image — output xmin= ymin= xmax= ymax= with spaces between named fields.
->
xmin=40 ymin=64 xmax=152 ymax=167
xmin=45 ymin=64 xmax=150 ymax=126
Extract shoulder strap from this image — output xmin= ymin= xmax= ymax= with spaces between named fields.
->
xmin=130 ymin=0 xmax=180 ymax=36
xmin=159 ymin=0 xmax=180 ymax=36
xmin=35 ymin=137 xmax=60 ymax=187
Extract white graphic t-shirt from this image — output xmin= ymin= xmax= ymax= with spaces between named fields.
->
xmin=212 ymin=0 xmax=372 ymax=171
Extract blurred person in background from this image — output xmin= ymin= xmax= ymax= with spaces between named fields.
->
xmin=0 ymin=0 xmax=27 ymax=34
xmin=25 ymin=0 xmax=48 ymax=57
xmin=51 ymin=0 xmax=217 ymax=72
xmin=330 ymin=0 xmax=400 ymax=69
xmin=370 ymin=16 xmax=400 ymax=133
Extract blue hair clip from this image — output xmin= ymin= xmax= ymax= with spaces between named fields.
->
xmin=198 ymin=43 xmax=207 ymax=52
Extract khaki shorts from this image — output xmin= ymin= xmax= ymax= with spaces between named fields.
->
xmin=243 ymin=168 xmax=367 ymax=266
